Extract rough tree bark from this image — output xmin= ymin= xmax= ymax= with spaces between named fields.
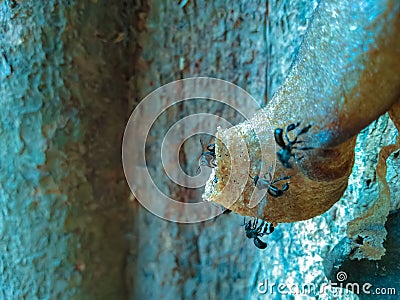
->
xmin=1 ymin=0 xmax=133 ymax=298
xmin=128 ymin=1 xmax=270 ymax=299
xmin=2 ymin=0 xmax=398 ymax=299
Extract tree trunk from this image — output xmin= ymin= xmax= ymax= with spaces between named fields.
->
xmin=128 ymin=1 xmax=270 ymax=298
xmin=1 ymin=1 xmax=133 ymax=298
xmin=2 ymin=0 xmax=398 ymax=299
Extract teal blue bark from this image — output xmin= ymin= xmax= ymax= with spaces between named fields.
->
xmin=1 ymin=0 xmax=132 ymax=298
xmin=1 ymin=1 xmax=73 ymax=298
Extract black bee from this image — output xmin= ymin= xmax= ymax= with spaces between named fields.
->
xmin=197 ymin=140 xmax=216 ymax=174
xmin=274 ymin=123 xmax=313 ymax=168
xmin=249 ymin=165 xmax=291 ymax=197
xmin=243 ymin=218 xmax=274 ymax=249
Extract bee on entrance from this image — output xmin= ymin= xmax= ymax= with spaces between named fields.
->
xmin=249 ymin=165 xmax=291 ymax=197
xmin=274 ymin=122 xmax=314 ymax=168
xmin=196 ymin=139 xmax=217 ymax=174
xmin=243 ymin=218 xmax=275 ymax=249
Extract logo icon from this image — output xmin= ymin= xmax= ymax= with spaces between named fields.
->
xmin=336 ymin=271 xmax=348 ymax=282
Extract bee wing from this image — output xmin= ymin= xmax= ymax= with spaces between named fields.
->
xmin=199 ymin=153 xmax=216 ymax=168
xmin=255 ymin=177 xmax=270 ymax=190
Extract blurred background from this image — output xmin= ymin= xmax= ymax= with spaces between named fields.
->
xmin=1 ymin=0 xmax=399 ymax=299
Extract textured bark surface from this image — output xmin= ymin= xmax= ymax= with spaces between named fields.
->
xmin=1 ymin=0 xmax=399 ymax=299
xmin=128 ymin=1 xmax=270 ymax=299
xmin=1 ymin=0 xmax=133 ymax=298
xmin=324 ymin=210 xmax=400 ymax=300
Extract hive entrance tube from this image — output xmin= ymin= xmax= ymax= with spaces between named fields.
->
xmin=204 ymin=0 xmax=400 ymax=259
